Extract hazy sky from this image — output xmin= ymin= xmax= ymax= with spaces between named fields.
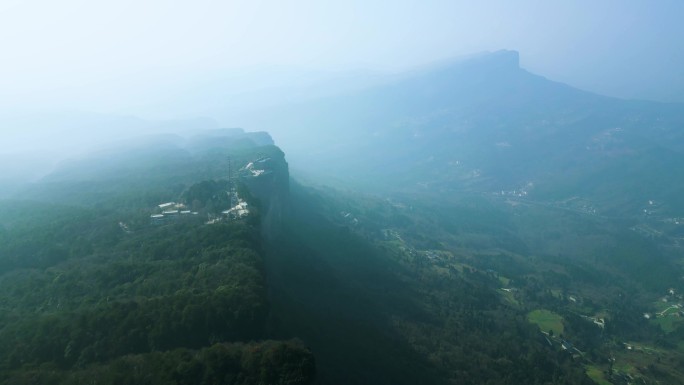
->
xmin=1 ymin=0 xmax=683 ymax=117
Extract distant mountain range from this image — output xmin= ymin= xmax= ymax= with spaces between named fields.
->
xmin=239 ymin=50 xmax=684 ymax=218
xmin=5 ymin=55 xmax=684 ymax=384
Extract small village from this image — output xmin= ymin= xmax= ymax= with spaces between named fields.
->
xmin=148 ymin=157 xmax=274 ymax=226
xmin=150 ymin=187 xmax=251 ymax=226
xmin=150 ymin=202 xmax=198 ymax=225
xmin=375 ymin=218 xmax=684 ymax=384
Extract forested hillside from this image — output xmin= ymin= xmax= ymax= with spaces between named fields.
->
xmin=3 ymin=127 xmax=684 ymax=385
xmin=246 ymin=51 xmax=684 ymax=218
xmin=263 ymin=181 xmax=684 ymax=384
xmin=0 ymin=130 xmax=314 ymax=384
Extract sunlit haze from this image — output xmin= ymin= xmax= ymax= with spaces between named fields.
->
xmin=1 ymin=0 xmax=683 ymax=156
xmin=5 ymin=2 xmax=684 ymax=383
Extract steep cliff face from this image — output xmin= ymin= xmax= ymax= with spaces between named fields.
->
xmin=241 ymin=146 xmax=290 ymax=240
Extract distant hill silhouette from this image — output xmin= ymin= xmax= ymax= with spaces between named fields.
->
xmin=244 ymin=50 xmax=684 ymax=217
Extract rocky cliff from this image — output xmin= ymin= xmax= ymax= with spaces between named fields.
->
xmin=241 ymin=146 xmax=290 ymax=240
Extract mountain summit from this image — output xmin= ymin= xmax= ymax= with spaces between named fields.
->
xmin=243 ymin=51 xmax=684 ymax=217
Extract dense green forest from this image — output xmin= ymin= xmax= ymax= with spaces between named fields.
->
xmin=2 ymin=130 xmax=684 ymax=384
xmin=0 ymin=201 xmax=314 ymax=384
xmin=265 ymin=181 xmax=684 ymax=384
xmin=0 ymin=134 xmax=314 ymax=384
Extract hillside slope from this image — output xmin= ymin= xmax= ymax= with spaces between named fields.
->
xmin=0 ymin=130 xmax=313 ymax=384
xmin=243 ymin=50 xmax=684 ymax=217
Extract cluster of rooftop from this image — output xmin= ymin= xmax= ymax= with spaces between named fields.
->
xmin=241 ymin=157 xmax=273 ymax=178
xmin=204 ymin=193 xmax=250 ymax=225
xmin=150 ymin=202 xmax=198 ymax=225
xmin=151 ymin=156 xmax=270 ymax=226
xmin=221 ymin=198 xmax=250 ymax=219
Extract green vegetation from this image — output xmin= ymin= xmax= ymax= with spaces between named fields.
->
xmin=261 ymin=182 xmax=596 ymax=384
xmin=585 ymin=365 xmax=612 ymax=385
xmin=0 ymin=200 xmax=314 ymax=384
xmin=528 ymin=309 xmax=565 ymax=336
xmin=0 ymin=133 xmax=314 ymax=385
xmin=4 ymin=127 xmax=684 ymax=384
xmin=500 ymin=289 xmax=521 ymax=306
xmin=3 ymin=340 xmax=314 ymax=385
xmin=274 ymin=181 xmax=684 ymax=384
xmin=183 ymin=179 xmax=231 ymax=212
xmin=653 ymin=316 xmax=679 ymax=333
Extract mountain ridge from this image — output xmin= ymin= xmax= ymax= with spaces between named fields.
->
xmin=234 ymin=51 xmax=684 ymax=220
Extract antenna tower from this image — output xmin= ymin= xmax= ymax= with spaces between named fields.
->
xmin=227 ymin=156 xmax=237 ymax=209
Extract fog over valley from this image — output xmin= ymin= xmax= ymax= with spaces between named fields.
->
xmin=2 ymin=1 xmax=684 ymax=163
xmin=2 ymin=2 xmax=684 ymax=385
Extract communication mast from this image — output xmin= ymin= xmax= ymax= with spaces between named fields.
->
xmin=227 ymin=156 xmax=232 ymax=185
xmin=227 ymin=156 xmax=237 ymax=209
